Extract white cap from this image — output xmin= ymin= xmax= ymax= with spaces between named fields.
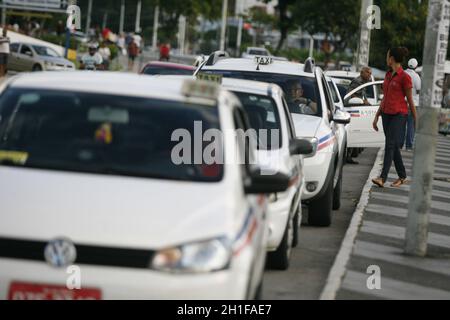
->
xmin=408 ymin=58 xmax=418 ymax=69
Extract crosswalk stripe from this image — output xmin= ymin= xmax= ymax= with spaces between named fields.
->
xmin=341 ymin=270 xmax=450 ymax=299
xmin=365 ymin=204 xmax=450 ymax=225
xmin=353 ymin=241 xmax=450 ymax=277
xmin=371 ymin=191 xmax=450 ymax=211
xmin=360 ymin=221 xmax=450 ymax=249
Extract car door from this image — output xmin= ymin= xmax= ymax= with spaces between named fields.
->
xmin=7 ymin=43 xmax=21 ymax=71
xmin=343 ymin=80 xmax=385 ymax=147
xmin=18 ymin=44 xmax=35 ymax=71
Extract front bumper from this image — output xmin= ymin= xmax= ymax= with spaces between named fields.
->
xmin=0 ymin=255 xmax=251 ymax=300
xmin=301 ymin=151 xmax=333 ymax=201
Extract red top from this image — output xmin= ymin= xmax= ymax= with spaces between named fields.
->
xmin=381 ymin=67 xmax=412 ymax=115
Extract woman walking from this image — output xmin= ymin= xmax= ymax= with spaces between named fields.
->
xmin=372 ymin=47 xmax=417 ymax=188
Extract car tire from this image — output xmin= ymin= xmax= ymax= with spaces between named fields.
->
xmin=308 ymin=167 xmax=334 ymax=227
xmin=266 ymin=214 xmax=293 ymax=270
xmin=292 ymin=205 xmax=300 ymax=248
xmin=32 ymin=64 xmax=42 ymax=72
xmin=333 ymin=164 xmax=343 ymax=210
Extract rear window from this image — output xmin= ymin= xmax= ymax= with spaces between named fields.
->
xmin=205 ymin=70 xmax=322 ymax=117
xmin=333 ymin=76 xmax=375 ymax=99
xmin=233 ymin=92 xmax=282 ymax=150
xmin=0 ymin=88 xmax=223 ymax=182
xmin=142 ymin=65 xmax=194 ymax=76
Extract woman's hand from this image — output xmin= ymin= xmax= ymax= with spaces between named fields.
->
xmin=373 ymin=116 xmax=379 ymax=132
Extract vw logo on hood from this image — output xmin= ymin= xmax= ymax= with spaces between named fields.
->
xmin=44 ymin=238 xmax=77 ymax=268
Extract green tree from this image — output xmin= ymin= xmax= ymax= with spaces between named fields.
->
xmin=370 ymin=0 xmax=429 ymax=69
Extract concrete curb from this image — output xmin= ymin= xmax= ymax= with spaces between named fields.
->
xmin=319 ymin=147 xmax=384 ymax=300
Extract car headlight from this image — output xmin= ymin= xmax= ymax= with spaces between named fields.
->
xmin=301 ymin=137 xmax=318 ymax=158
xmin=44 ymin=61 xmax=55 ymax=67
xmin=151 ymin=237 xmax=231 ymax=273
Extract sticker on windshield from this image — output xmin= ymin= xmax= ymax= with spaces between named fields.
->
xmin=88 ymin=107 xmax=129 ymax=124
xmin=95 ymin=123 xmax=113 ymax=145
xmin=0 ymin=151 xmax=29 ymax=165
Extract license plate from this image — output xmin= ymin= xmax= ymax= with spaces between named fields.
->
xmin=8 ymin=282 xmax=102 ymax=300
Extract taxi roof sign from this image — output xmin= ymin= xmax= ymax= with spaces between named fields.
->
xmin=196 ymin=72 xmax=223 ymax=84
xmin=254 ymin=56 xmax=273 ymax=66
xmin=181 ymin=80 xmax=220 ymax=101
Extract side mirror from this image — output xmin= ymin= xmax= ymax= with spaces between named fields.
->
xmin=25 ymin=51 xmax=33 ymax=57
xmin=378 ymin=94 xmax=384 ymax=101
xmin=333 ymin=109 xmax=351 ymax=124
xmin=346 ymin=97 xmax=364 ymax=106
xmin=244 ymin=170 xmax=290 ymax=194
xmin=289 ymin=139 xmax=313 ymax=155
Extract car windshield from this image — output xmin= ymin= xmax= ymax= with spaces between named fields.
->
xmin=142 ymin=65 xmax=194 ymax=76
xmin=204 ymin=70 xmax=322 ymax=117
xmin=233 ymin=92 xmax=282 ymax=150
xmin=32 ymin=46 xmax=60 ymax=58
xmin=248 ymin=49 xmax=268 ymax=56
xmin=0 ymin=88 xmax=223 ymax=182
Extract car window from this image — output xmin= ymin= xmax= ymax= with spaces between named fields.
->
xmin=327 ymin=81 xmax=341 ymax=104
xmin=233 ymin=91 xmax=282 ymax=150
xmin=142 ymin=65 xmax=194 ymax=76
xmin=10 ymin=43 xmax=19 ymax=53
xmin=333 ymin=76 xmax=375 ymax=99
xmin=321 ymin=76 xmax=334 ymax=119
xmin=32 ymin=46 xmax=60 ymax=58
xmin=248 ymin=49 xmax=268 ymax=56
xmin=0 ymin=88 xmax=223 ymax=182
xmin=204 ymin=70 xmax=322 ymax=117
xmin=20 ymin=45 xmax=32 ymax=55
xmin=282 ymin=97 xmax=296 ymax=139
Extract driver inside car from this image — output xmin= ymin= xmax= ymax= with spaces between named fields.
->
xmin=287 ymin=81 xmax=318 ymax=116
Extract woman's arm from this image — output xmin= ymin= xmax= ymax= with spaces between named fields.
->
xmin=405 ymin=87 xmax=417 ymax=126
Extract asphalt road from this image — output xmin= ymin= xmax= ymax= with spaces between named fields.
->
xmin=263 ymin=148 xmax=379 ymax=300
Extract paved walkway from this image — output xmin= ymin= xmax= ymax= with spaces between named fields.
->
xmin=329 ymin=136 xmax=450 ymax=300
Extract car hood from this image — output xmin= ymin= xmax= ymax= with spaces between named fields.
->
xmin=41 ymin=56 xmax=73 ymax=65
xmin=290 ymin=114 xmax=322 ymax=138
xmin=0 ymin=167 xmax=234 ymax=249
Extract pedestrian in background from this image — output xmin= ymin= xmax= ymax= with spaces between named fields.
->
xmin=372 ymin=47 xmax=417 ymax=188
xmin=127 ymin=38 xmax=139 ymax=71
xmin=401 ymin=58 xmax=421 ymax=151
xmin=0 ymin=27 xmax=10 ymax=78
xmin=159 ymin=42 xmax=170 ymax=61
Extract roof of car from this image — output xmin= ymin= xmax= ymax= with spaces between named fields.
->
xmin=7 ymin=71 xmax=216 ymax=102
xmin=221 ymin=78 xmax=282 ymax=96
xmin=144 ymin=61 xmax=195 ymax=70
xmin=201 ymin=58 xmax=315 ymax=78
xmin=325 ymin=70 xmax=360 ymax=78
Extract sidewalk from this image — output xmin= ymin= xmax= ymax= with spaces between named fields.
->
xmin=324 ymin=136 xmax=450 ymax=300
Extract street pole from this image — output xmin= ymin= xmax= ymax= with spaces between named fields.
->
xmin=65 ymin=0 xmax=77 ymax=59
xmin=119 ymin=0 xmax=125 ymax=34
xmin=135 ymin=0 xmax=142 ymax=33
xmin=85 ymin=0 xmax=93 ymax=34
xmin=1 ymin=5 xmax=6 ymax=27
xmin=220 ymin=0 xmax=228 ymax=51
xmin=235 ymin=0 xmax=243 ymax=57
xmin=355 ymin=0 xmax=373 ymax=71
xmin=152 ymin=5 xmax=159 ymax=52
xmin=309 ymin=35 xmax=314 ymax=58
xmin=405 ymin=0 xmax=450 ymax=257
xmin=178 ymin=15 xmax=186 ymax=55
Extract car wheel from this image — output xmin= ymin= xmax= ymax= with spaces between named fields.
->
xmin=292 ymin=205 xmax=301 ymax=248
xmin=333 ymin=165 xmax=343 ymax=210
xmin=266 ymin=214 xmax=294 ymax=270
xmin=308 ymin=167 xmax=334 ymax=227
xmin=32 ymin=64 xmax=42 ymax=72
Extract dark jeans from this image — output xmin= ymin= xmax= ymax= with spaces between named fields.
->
xmin=381 ymin=113 xmax=407 ymax=182
xmin=400 ymin=112 xmax=415 ymax=149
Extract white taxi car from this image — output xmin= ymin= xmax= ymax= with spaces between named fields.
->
xmin=0 ymin=72 xmax=290 ymax=300
xmin=198 ymin=54 xmax=351 ymax=227
xmin=220 ymin=78 xmax=311 ymax=269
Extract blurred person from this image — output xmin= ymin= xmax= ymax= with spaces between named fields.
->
xmin=98 ymin=42 xmax=111 ymax=70
xmin=117 ymin=32 xmax=126 ymax=56
xmin=345 ymin=66 xmax=373 ymax=164
xmin=0 ymin=27 xmax=10 ymax=78
xmin=133 ymin=32 xmax=142 ymax=50
xmin=401 ymin=58 xmax=421 ymax=151
xmin=56 ymin=20 xmax=64 ymax=36
xmin=348 ymin=66 xmax=372 ymax=105
xmin=80 ymin=44 xmax=103 ymax=70
xmin=372 ymin=47 xmax=417 ymax=188
xmin=128 ymin=38 xmax=139 ymax=71
xmin=287 ymin=81 xmax=317 ymax=115
xmin=159 ymin=42 xmax=170 ymax=62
